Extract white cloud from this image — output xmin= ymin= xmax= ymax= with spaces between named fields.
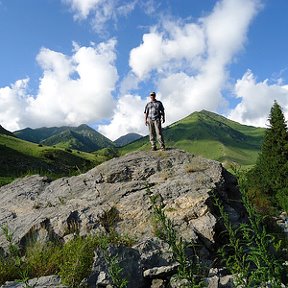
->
xmin=98 ymin=94 xmax=147 ymax=140
xmin=100 ymin=0 xmax=262 ymax=138
xmin=129 ymin=22 xmax=205 ymax=79
xmin=2 ymin=0 xmax=276 ymax=143
xmin=63 ymin=0 xmax=138 ymax=34
xmin=203 ymin=0 xmax=260 ymax=63
xmin=228 ymin=70 xmax=288 ymax=127
xmin=0 ymin=79 xmax=32 ymax=131
xmin=119 ymin=72 xmax=140 ymax=95
xmin=0 ymin=39 xmax=118 ymax=131
xmin=63 ymin=0 xmax=102 ymax=20
xmin=158 ymin=72 xmax=227 ymax=125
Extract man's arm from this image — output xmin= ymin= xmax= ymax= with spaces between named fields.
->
xmin=144 ymin=104 xmax=149 ymax=126
xmin=144 ymin=112 xmax=148 ymax=126
xmin=161 ymin=111 xmax=165 ymax=123
xmin=160 ymin=102 xmax=165 ymax=123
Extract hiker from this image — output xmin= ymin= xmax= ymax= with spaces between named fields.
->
xmin=144 ymin=91 xmax=165 ymax=151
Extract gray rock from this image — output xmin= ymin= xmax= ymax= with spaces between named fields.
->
xmin=86 ymin=244 xmax=147 ymax=288
xmin=170 ymin=275 xmax=190 ymax=288
xmin=143 ymin=263 xmax=179 ymax=278
xmin=133 ymin=237 xmax=174 ymax=269
xmin=206 ymin=268 xmax=235 ymax=288
xmin=0 ymin=275 xmax=67 ymax=288
xmin=150 ymin=278 xmax=167 ymax=288
xmin=0 ymin=149 xmax=243 ymax=286
xmin=0 ymin=149 xmax=241 ymax=251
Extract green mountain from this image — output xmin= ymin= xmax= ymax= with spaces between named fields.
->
xmin=13 ymin=127 xmax=66 ymax=143
xmin=114 ymin=133 xmax=143 ymax=147
xmin=120 ymin=110 xmax=265 ymax=167
xmin=2 ymin=110 xmax=265 ymax=186
xmin=0 ymin=125 xmax=15 ymax=137
xmin=0 ymin=131 xmax=119 ymax=186
xmin=14 ymin=124 xmax=115 ymax=152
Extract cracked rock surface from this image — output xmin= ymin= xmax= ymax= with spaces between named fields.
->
xmin=0 ymin=149 xmax=241 ymax=254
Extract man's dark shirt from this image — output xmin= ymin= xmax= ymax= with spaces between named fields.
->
xmin=144 ymin=100 xmax=165 ymax=120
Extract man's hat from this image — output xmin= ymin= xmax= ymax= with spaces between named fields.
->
xmin=150 ymin=92 xmax=156 ymax=96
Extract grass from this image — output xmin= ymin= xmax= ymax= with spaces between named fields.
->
xmin=0 ymin=134 xmax=117 ymax=186
xmin=119 ymin=110 xmax=265 ymax=168
xmin=1 ymin=110 xmax=265 ymax=185
xmin=0 ymin=226 xmax=134 ymax=288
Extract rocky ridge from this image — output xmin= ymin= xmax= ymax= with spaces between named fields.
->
xmin=0 ymin=149 xmax=242 ymax=287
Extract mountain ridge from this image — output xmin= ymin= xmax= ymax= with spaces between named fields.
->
xmin=0 ymin=109 xmax=266 ymax=187
xmin=0 ymin=125 xmax=16 ymax=137
xmin=14 ymin=124 xmax=115 ymax=153
xmin=120 ymin=110 xmax=265 ymax=166
xmin=114 ymin=132 xmax=143 ymax=147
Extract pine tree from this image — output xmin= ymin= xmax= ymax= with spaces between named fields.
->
xmin=253 ymin=101 xmax=288 ymax=194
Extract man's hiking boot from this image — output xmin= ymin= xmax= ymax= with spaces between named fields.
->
xmin=151 ymin=147 xmax=157 ymax=151
xmin=160 ymin=147 xmax=166 ymax=151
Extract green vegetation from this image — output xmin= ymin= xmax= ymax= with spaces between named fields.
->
xmin=0 ymin=225 xmax=133 ymax=287
xmin=212 ymin=101 xmax=288 ymax=286
xmin=120 ymin=110 xmax=265 ymax=168
xmin=1 ymin=110 xmax=266 ymax=186
xmin=0 ymin=133 xmax=117 ymax=186
xmin=150 ymin=193 xmax=205 ymax=287
xmin=14 ymin=124 xmax=115 ymax=153
xmin=98 ymin=237 xmax=128 ymax=288
xmin=246 ymin=101 xmax=288 ymax=214
xmin=213 ymin=169 xmax=286 ymax=287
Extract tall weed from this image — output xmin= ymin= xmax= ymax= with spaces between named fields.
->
xmin=57 ymin=235 xmax=96 ymax=287
xmin=98 ymin=237 xmax=128 ymax=288
xmin=0 ymin=225 xmax=39 ymax=287
xmin=213 ymin=169 xmax=286 ymax=287
xmin=150 ymin=194 xmax=205 ymax=287
xmin=0 ymin=225 xmax=133 ymax=287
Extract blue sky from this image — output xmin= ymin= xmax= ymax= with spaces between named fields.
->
xmin=0 ymin=0 xmax=288 ymax=140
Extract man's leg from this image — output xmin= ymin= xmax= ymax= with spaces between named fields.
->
xmin=148 ymin=120 xmax=157 ymax=150
xmin=155 ymin=119 xmax=165 ymax=150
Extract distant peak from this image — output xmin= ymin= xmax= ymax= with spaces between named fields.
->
xmin=78 ymin=124 xmax=90 ymax=128
xmin=0 ymin=125 xmax=15 ymax=137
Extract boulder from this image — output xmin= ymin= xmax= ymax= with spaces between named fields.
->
xmin=0 ymin=149 xmax=243 ymax=287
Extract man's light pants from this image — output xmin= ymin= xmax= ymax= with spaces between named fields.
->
xmin=148 ymin=118 xmax=165 ymax=149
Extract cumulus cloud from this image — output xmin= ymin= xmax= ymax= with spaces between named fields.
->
xmin=228 ymin=70 xmax=288 ymax=127
xmin=129 ymin=22 xmax=205 ymax=79
xmin=0 ymin=39 xmax=118 ymax=131
xmin=63 ymin=0 xmax=138 ymax=34
xmin=98 ymin=94 xmax=147 ymax=140
xmin=0 ymin=79 xmax=32 ymax=131
xmin=99 ymin=0 xmax=262 ymax=138
xmin=3 ymin=0 xmax=283 ymax=142
xmin=63 ymin=0 xmax=102 ymax=20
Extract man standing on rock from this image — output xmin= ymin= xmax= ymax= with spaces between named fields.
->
xmin=144 ymin=91 xmax=165 ymax=151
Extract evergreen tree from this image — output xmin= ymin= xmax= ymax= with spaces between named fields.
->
xmin=253 ymin=101 xmax=288 ymax=194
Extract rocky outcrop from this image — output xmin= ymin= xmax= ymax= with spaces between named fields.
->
xmin=0 ymin=275 xmax=67 ymax=287
xmin=0 ymin=149 xmax=242 ymax=287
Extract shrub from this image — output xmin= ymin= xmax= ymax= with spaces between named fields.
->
xmin=276 ymin=188 xmax=288 ymax=213
xmin=25 ymin=241 xmax=62 ymax=277
xmin=0 ymin=224 xmax=134 ymax=287
xmin=57 ymin=236 xmax=96 ymax=287
xmin=213 ymin=170 xmax=287 ymax=287
xmin=246 ymin=185 xmax=276 ymax=215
